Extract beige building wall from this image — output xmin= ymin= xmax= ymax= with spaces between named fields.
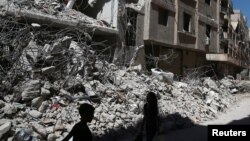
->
xmin=144 ymin=0 xmax=176 ymax=45
xmin=197 ymin=0 xmax=219 ymax=53
xmin=198 ymin=0 xmax=218 ymax=19
xmin=177 ymin=0 xmax=197 ymax=49
xmin=197 ymin=22 xmax=218 ymax=52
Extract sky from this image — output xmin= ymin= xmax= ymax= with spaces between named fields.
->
xmin=232 ymin=0 xmax=250 ymax=27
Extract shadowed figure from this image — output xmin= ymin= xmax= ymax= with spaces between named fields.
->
xmin=143 ymin=92 xmax=159 ymax=141
xmin=62 ymin=103 xmax=95 ymax=141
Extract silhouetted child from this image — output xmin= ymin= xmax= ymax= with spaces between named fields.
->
xmin=62 ymin=103 xmax=95 ymax=141
xmin=143 ymin=92 xmax=159 ymax=141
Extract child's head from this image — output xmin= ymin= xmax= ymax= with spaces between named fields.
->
xmin=79 ymin=103 xmax=95 ymax=122
xmin=146 ymin=92 xmax=157 ymax=104
xmin=146 ymin=92 xmax=158 ymax=115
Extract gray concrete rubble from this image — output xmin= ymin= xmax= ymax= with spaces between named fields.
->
xmin=0 ymin=120 xmax=11 ymax=139
xmin=0 ymin=53 xmax=241 ymax=140
xmin=0 ymin=0 xmax=119 ymax=35
xmin=236 ymin=81 xmax=250 ymax=92
xmin=0 ymin=1 xmax=246 ymax=140
xmin=151 ymin=68 xmax=174 ymax=84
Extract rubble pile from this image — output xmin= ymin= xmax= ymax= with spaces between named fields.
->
xmin=1 ymin=0 xmax=106 ymax=27
xmin=0 ymin=16 xmax=241 ymax=141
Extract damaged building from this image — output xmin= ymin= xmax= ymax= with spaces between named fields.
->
xmin=131 ymin=0 xmax=221 ymax=75
xmin=0 ymin=1 xmax=250 ymax=140
xmin=206 ymin=1 xmax=250 ymax=77
xmin=130 ymin=0 xmax=250 ymax=77
xmin=0 ymin=0 xmax=249 ymax=77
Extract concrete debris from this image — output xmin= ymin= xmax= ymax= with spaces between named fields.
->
xmin=13 ymin=128 xmax=36 ymax=141
xmin=230 ymin=88 xmax=238 ymax=94
xmin=31 ymin=23 xmax=41 ymax=27
xmin=41 ymin=88 xmax=51 ymax=97
xmin=0 ymin=121 xmax=11 ymax=139
xmin=0 ymin=10 xmax=244 ymax=141
xmin=38 ymin=101 xmax=49 ymax=113
xmin=84 ymin=83 xmax=97 ymax=97
xmin=12 ymin=40 xmax=39 ymax=72
xmin=151 ymin=68 xmax=174 ymax=84
xmin=31 ymin=123 xmax=47 ymax=138
xmin=3 ymin=104 xmax=17 ymax=116
xmin=47 ymin=133 xmax=57 ymax=141
xmin=0 ymin=0 xmax=115 ymax=30
xmin=21 ymin=80 xmax=41 ymax=101
xmin=203 ymin=77 xmax=219 ymax=92
xmin=31 ymin=97 xmax=44 ymax=109
xmin=41 ymin=66 xmax=56 ymax=74
xmin=126 ymin=0 xmax=145 ymax=11
xmin=220 ymin=77 xmax=234 ymax=88
xmin=54 ymin=119 xmax=65 ymax=131
xmin=29 ymin=110 xmax=42 ymax=119
xmin=236 ymin=81 xmax=250 ymax=92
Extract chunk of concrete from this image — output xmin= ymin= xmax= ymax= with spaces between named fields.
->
xmin=21 ymin=80 xmax=41 ymax=101
xmin=31 ymin=123 xmax=47 ymax=138
xmin=29 ymin=110 xmax=42 ymax=118
xmin=84 ymin=84 xmax=96 ymax=97
xmin=151 ymin=68 xmax=174 ymax=84
xmin=41 ymin=66 xmax=55 ymax=74
xmin=0 ymin=121 xmax=11 ymax=139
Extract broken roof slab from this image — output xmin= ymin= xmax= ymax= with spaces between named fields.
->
xmin=0 ymin=2 xmax=118 ymax=35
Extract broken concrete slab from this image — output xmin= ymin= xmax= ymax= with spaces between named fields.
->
xmin=0 ymin=121 xmax=11 ymax=139
xmin=3 ymin=104 xmax=17 ymax=116
xmin=1 ymin=4 xmax=119 ymax=35
xmin=203 ymin=77 xmax=219 ymax=91
xmin=31 ymin=97 xmax=44 ymax=109
xmin=151 ymin=68 xmax=174 ymax=84
xmin=38 ymin=101 xmax=50 ymax=113
xmin=31 ymin=123 xmax=47 ymax=138
xmin=21 ymin=80 xmax=41 ymax=101
xmin=41 ymin=88 xmax=51 ymax=97
xmin=83 ymin=83 xmax=96 ymax=97
xmin=29 ymin=110 xmax=42 ymax=119
xmin=16 ymin=40 xmax=40 ymax=72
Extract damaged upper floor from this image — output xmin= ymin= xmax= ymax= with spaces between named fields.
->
xmin=0 ymin=0 xmax=144 ymax=35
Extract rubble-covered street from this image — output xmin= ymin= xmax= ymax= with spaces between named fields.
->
xmin=0 ymin=0 xmax=250 ymax=141
xmin=0 ymin=16 xmax=247 ymax=141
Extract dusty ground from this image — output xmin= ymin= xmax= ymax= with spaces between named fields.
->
xmin=156 ymin=93 xmax=250 ymax=141
xmin=202 ymin=93 xmax=250 ymax=125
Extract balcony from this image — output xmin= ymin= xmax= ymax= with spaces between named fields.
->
xmin=206 ymin=53 xmax=243 ymax=68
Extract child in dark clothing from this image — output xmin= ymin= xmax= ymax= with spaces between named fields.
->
xmin=62 ymin=103 xmax=95 ymax=141
xmin=143 ymin=92 xmax=159 ymax=141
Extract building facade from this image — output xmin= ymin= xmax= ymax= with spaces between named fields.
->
xmin=131 ymin=0 xmax=249 ymax=76
xmin=206 ymin=1 xmax=250 ymax=76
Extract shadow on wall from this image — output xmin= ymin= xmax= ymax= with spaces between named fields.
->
xmin=93 ymin=114 xmax=250 ymax=141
